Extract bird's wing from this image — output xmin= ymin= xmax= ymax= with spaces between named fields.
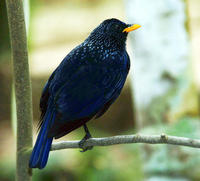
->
xmin=56 ymin=65 xmax=124 ymax=119
xmin=47 ymin=56 xmax=129 ymax=138
xmin=38 ymin=69 xmax=57 ymax=129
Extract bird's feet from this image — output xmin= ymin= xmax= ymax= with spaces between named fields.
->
xmin=79 ymin=124 xmax=93 ymax=152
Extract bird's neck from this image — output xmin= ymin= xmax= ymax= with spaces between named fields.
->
xmin=85 ymin=33 xmax=126 ymax=51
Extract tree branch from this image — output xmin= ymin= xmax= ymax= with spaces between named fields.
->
xmin=6 ymin=0 xmax=33 ymax=180
xmin=51 ymin=133 xmax=200 ymax=151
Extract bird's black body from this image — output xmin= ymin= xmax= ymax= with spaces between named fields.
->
xmin=29 ymin=18 xmax=138 ymax=169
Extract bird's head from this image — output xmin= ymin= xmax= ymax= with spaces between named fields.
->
xmin=86 ymin=18 xmax=141 ymax=50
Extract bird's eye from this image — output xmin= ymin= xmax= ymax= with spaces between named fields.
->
xmin=106 ymin=23 xmax=121 ymax=32
xmin=114 ymin=24 xmax=120 ymax=29
xmin=109 ymin=24 xmax=121 ymax=32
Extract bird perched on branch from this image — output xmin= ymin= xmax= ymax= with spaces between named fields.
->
xmin=29 ymin=18 xmax=141 ymax=169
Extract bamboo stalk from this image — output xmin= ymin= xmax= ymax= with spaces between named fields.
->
xmin=5 ymin=0 xmax=33 ymax=180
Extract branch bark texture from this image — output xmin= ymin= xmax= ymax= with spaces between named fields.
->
xmin=51 ymin=134 xmax=200 ymax=151
xmin=6 ymin=0 xmax=33 ymax=181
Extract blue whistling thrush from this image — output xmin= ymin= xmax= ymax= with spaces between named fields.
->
xmin=29 ymin=18 xmax=141 ymax=169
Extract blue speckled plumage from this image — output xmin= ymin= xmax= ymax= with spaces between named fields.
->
xmin=29 ymin=18 xmax=136 ymax=169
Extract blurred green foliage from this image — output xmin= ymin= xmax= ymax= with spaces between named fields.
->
xmin=1 ymin=117 xmax=200 ymax=180
xmin=1 ymin=0 xmax=200 ymax=180
xmin=140 ymin=117 xmax=200 ymax=180
xmin=0 ymin=0 xmax=10 ymax=61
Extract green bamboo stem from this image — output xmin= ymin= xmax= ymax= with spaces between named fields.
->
xmin=5 ymin=0 xmax=33 ymax=181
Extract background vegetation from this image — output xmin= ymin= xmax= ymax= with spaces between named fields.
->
xmin=1 ymin=0 xmax=200 ymax=180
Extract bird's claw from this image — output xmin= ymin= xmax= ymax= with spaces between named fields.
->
xmin=80 ymin=145 xmax=93 ymax=152
xmin=79 ymin=133 xmax=93 ymax=152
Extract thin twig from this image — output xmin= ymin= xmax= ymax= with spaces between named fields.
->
xmin=51 ymin=133 xmax=200 ymax=151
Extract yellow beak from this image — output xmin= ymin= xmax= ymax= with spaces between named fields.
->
xmin=123 ymin=24 xmax=141 ymax=33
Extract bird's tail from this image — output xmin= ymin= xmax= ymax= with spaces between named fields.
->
xmin=29 ymin=108 xmax=55 ymax=169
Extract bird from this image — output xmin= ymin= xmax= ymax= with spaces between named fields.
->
xmin=29 ymin=18 xmax=141 ymax=169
